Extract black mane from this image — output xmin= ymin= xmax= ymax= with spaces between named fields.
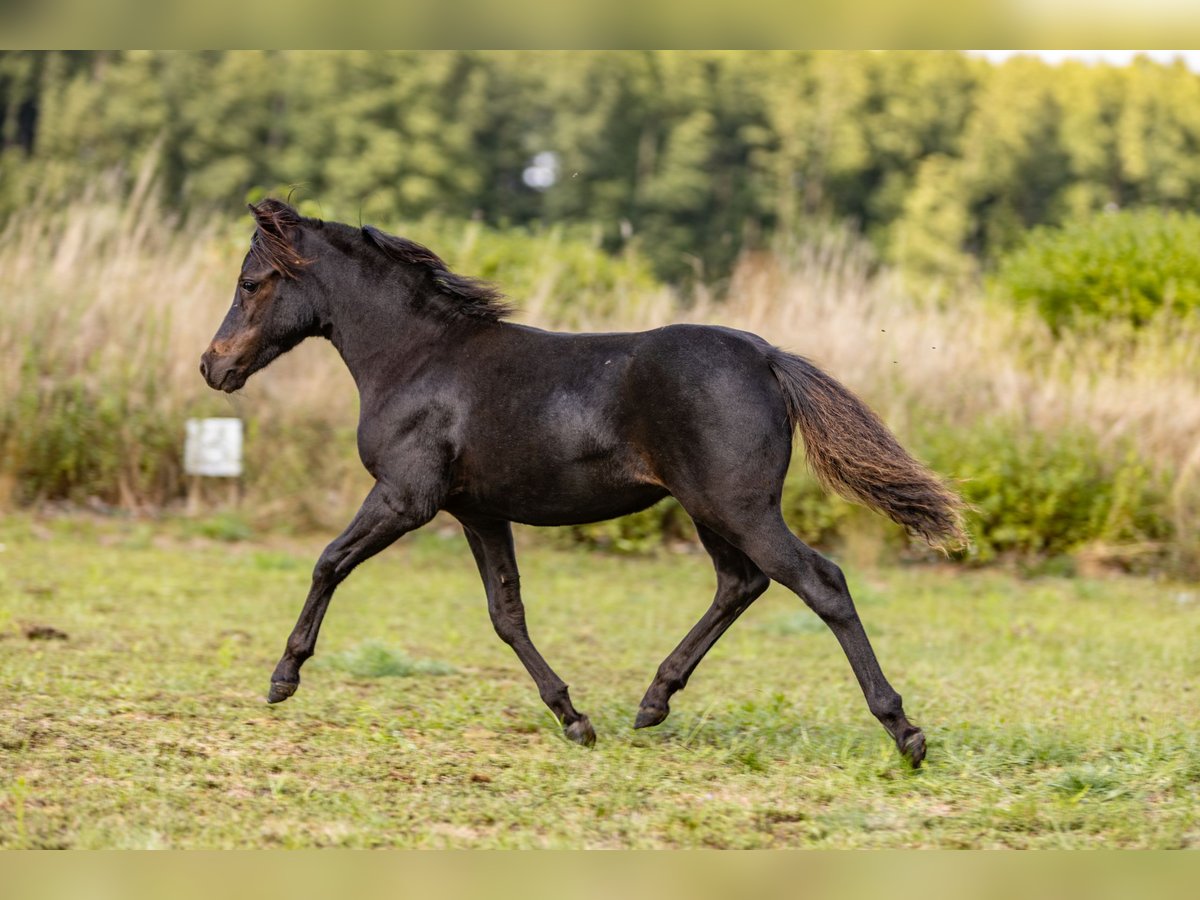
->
xmin=362 ymin=224 xmax=511 ymax=322
xmin=248 ymin=198 xmax=510 ymax=321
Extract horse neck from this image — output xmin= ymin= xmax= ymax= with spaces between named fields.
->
xmin=320 ymin=263 xmax=478 ymax=396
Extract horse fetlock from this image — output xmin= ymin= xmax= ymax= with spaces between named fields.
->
xmin=563 ymin=715 xmax=596 ymax=747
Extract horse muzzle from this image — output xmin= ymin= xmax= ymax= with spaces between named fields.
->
xmin=199 ymin=350 xmax=247 ymax=393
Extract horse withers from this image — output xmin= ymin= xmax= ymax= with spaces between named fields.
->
xmin=200 ymin=199 xmax=966 ymax=767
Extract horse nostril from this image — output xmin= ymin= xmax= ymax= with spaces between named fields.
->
xmin=199 ymin=357 xmax=209 ymax=381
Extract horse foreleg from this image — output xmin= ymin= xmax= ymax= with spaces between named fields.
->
xmin=267 ymin=482 xmax=431 ymax=703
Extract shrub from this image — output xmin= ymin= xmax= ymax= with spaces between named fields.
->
xmin=564 ymin=499 xmax=695 ymax=554
xmin=779 ymin=467 xmax=858 ymax=548
xmin=566 ymin=422 xmax=1178 ymax=570
xmin=992 ymin=209 xmax=1200 ymax=330
xmin=919 ymin=418 xmax=1173 ymax=563
xmin=183 ymin=512 xmax=253 ymax=543
xmin=4 ymin=350 xmax=183 ymax=508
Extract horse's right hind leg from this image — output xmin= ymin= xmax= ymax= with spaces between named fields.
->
xmin=735 ymin=514 xmax=927 ymax=767
xmin=460 ymin=517 xmax=596 ymax=747
xmin=635 ymin=523 xmax=769 ymax=729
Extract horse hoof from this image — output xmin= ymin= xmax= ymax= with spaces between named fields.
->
xmin=898 ymin=728 xmax=926 ymax=768
xmin=267 ymin=681 xmax=298 ymax=704
xmin=564 ymin=716 xmax=596 ymax=747
xmin=633 ymin=704 xmax=668 ymax=729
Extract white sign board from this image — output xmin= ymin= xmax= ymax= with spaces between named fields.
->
xmin=185 ymin=418 xmax=243 ymax=477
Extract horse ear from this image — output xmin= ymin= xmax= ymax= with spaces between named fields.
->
xmin=247 ymin=199 xmax=310 ymax=278
xmin=249 ymin=199 xmax=301 ymax=239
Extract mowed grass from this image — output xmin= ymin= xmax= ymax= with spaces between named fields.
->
xmin=1 ymin=514 xmax=1198 ymax=849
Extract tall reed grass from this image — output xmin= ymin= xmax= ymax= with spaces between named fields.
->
xmin=2 ymin=183 xmax=1196 ymax=570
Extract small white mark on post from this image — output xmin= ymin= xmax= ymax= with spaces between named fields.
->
xmin=185 ymin=418 xmax=243 ymax=477
xmin=185 ymin=418 xmax=244 ymax=515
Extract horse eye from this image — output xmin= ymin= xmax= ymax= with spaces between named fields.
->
xmin=240 ymin=280 xmax=259 ymax=294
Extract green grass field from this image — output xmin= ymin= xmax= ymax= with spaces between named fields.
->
xmin=1 ymin=513 xmax=1197 ymax=848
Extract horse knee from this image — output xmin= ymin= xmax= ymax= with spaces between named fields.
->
xmin=489 ymin=614 xmax=518 ymax=645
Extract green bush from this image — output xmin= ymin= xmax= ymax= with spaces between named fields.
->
xmin=780 ymin=467 xmax=858 ymax=548
xmin=919 ymin=418 xmax=1173 ymax=563
xmin=564 ymin=499 xmax=695 ymax=554
xmin=564 ymin=420 xmax=1175 ymax=566
xmin=239 ymin=415 xmax=367 ymax=532
xmin=182 ymin=512 xmax=253 ymax=543
xmin=992 ymin=209 xmax=1200 ymax=330
xmin=3 ymin=351 xmax=182 ymax=508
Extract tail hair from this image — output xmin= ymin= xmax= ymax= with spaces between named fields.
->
xmin=768 ymin=350 xmax=967 ymax=551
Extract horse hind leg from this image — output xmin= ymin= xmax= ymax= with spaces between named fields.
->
xmin=461 ymin=518 xmax=596 ymax=747
xmin=733 ymin=513 xmax=926 ymax=767
xmin=635 ymin=523 xmax=769 ymax=729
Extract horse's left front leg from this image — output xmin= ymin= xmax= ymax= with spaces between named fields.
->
xmin=461 ymin=517 xmax=596 ymax=747
xmin=267 ymin=481 xmax=433 ymax=703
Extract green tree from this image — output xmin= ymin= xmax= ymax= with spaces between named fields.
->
xmin=7 ymin=51 xmax=1200 ymax=289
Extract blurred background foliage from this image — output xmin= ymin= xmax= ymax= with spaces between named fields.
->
xmin=7 ymin=50 xmax=1200 ymax=287
xmin=1 ymin=51 xmax=1198 ymax=573
xmin=991 ymin=210 xmax=1200 ymax=331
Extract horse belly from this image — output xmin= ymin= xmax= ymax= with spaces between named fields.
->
xmin=450 ymin=451 xmax=668 ymax=526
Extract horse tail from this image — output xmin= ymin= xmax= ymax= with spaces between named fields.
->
xmin=767 ymin=350 xmax=967 ymax=551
